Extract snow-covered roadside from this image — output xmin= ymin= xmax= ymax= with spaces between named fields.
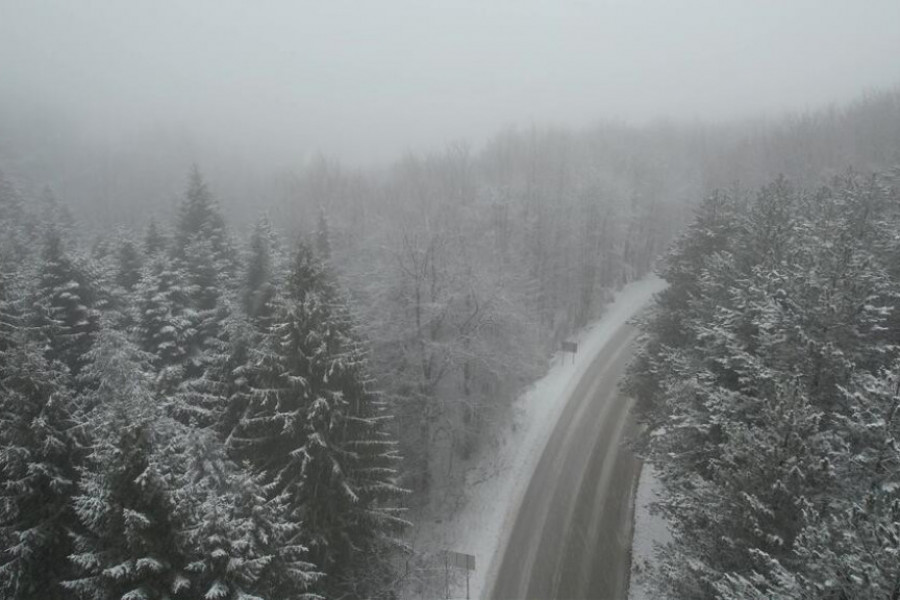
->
xmin=628 ymin=464 xmax=673 ymax=600
xmin=405 ymin=274 xmax=665 ymax=600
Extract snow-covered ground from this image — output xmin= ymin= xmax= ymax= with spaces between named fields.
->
xmin=404 ymin=275 xmax=665 ymax=599
xmin=628 ymin=463 xmax=673 ymax=600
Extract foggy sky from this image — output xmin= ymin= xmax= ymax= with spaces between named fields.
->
xmin=2 ymin=0 xmax=899 ymax=166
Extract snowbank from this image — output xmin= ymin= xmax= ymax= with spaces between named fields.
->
xmin=628 ymin=464 xmax=673 ymax=600
xmin=405 ymin=275 xmax=665 ymax=599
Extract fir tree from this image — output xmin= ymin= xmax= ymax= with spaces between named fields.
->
xmin=0 ymin=171 xmax=29 ymax=265
xmin=32 ymin=228 xmax=99 ymax=379
xmin=170 ymin=236 xmax=233 ymax=429
xmin=65 ymin=329 xmax=189 ymax=600
xmin=38 ymin=187 xmax=76 ymax=239
xmin=172 ymin=432 xmax=321 ymax=600
xmin=315 ymin=209 xmax=331 ymax=263
xmin=135 ymin=256 xmax=190 ymax=390
xmin=114 ymin=240 xmax=143 ymax=293
xmin=0 ymin=336 xmax=82 ymax=600
xmin=0 ymin=264 xmax=18 ymax=355
xmin=143 ymin=220 xmax=167 ymax=258
xmin=67 ymin=328 xmax=321 ymax=600
xmin=627 ymin=171 xmax=900 ymax=599
xmin=173 ymin=167 xmax=233 ymax=272
xmin=230 ymin=242 xmax=407 ymax=597
xmin=242 ymin=215 xmax=280 ymax=321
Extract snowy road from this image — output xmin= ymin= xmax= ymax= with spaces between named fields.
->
xmin=487 ymin=321 xmax=642 ymax=600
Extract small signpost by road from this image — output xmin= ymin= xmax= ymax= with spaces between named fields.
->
xmin=562 ymin=340 xmax=578 ymax=364
xmin=442 ymin=550 xmax=475 ymax=599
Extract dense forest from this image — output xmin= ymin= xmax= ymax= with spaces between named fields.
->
xmin=1 ymin=87 xmax=899 ymax=599
xmin=627 ymin=169 xmax=900 ymax=596
xmin=0 ymin=171 xmax=407 ymax=599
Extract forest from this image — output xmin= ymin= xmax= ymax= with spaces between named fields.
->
xmin=1 ymin=85 xmax=898 ymax=599
xmin=627 ymin=167 xmax=900 ymax=599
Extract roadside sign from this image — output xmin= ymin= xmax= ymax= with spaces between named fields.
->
xmin=445 ymin=550 xmax=475 ymax=571
xmin=562 ymin=341 xmax=578 ymax=353
xmin=442 ymin=550 xmax=475 ymax=599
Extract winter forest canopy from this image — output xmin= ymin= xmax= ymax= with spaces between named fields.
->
xmin=2 ymin=2 xmax=900 ymax=600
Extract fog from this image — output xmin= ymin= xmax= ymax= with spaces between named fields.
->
xmin=2 ymin=0 xmax=899 ymax=167
xmin=4 ymin=4 xmax=900 ymax=599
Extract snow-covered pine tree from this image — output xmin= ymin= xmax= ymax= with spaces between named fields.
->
xmin=115 ymin=239 xmax=143 ymax=293
xmin=172 ymin=167 xmax=235 ymax=274
xmin=242 ymin=215 xmax=280 ymax=322
xmin=65 ymin=328 xmax=190 ymax=600
xmin=181 ymin=237 xmax=227 ymax=370
xmin=170 ymin=431 xmax=322 ymax=600
xmin=0 ymin=259 xmax=18 ymax=355
xmin=214 ymin=218 xmax=283 ymax=439
xmin=38 ymin=187 xmax=76 ymax=242
xmin=168 ymin=236 xmax=233 ymax=429
xmin=718 ymin=362 xmax=900 ymax=600
xmin=148 ymin=169 xmax=240 ymax=428
xmin=143 ymin=220 xmax=167 ymax=258
xmin=135 ymin=256 xmax=190 ymax=393
xmin=627 ymin=171 xmax=900 ymax=600
xmin=32 ymin=227 xmax=100 ymax=380
xmin=67 ymin=325 xmax=322 ymax=600
xmin=138 ymin=236 xmax=231 ymax=426
xmin=625 ymin=188 xmax=742 ymax=423
xmin=0 ymin=171 xmax=30 ymax=266
xmin=230 ymin=241 xmax=407 ymax=597
xmin=0 ymin=334 xmax=83 ymax=600
xmin=315 ymin=209 xmax=331 ymax=263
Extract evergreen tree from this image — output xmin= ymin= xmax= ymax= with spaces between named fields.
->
xmin=67 ymin=328 xmax=321 ymax=600
xmin=173 ymin=167 xmax=233 ymax=272
xmin=230 ymin=242 xmax=407 ymax=597
xmin=172 ymin=432 xmax=321 ymax=600
xmin=0 ymin=264 xmax=18 ymax=355
xmin=32 ymin=228 xmax=100 ymax=379
xmin=181 ymin=238 xmax=228 ymax=370
xmin=65 ymin=329 xmax=188 ymax=600
xmin=0 ymin=171 xmax=30 ymax=265
xmin=170 ymin=236 xmax=233 ymax=429
xmin=627 ymin=171 xmax=900 ymax=599
xmin=0 ymin=336 xmax=82 ymax=600
xmin=38 ymin=187 xmax=76 ymax=239
xmin=242 ymin=215 xmax=280 ymax=321
xmin=315 ymin=209 xmax=331 ymax=262
xmin=135 ymin=256 xmax=190 ymax=392
xmin=143 ymin=220 xmax=167 ymax=258
xmin=114 ymin=240 xmax=143 ymax=293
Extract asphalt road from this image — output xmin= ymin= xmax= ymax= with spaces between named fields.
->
xmin=486 ymin=322 xmax=642 ymax=600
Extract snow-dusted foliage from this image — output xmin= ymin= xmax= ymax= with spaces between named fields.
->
xmin=229 ymin=241 xmax=408 ymax=597
xmin=627 ymin=171 xmax=900 ymax=599
xmin=31 ymin=228 xmax=100 ymax=379
xmin=173 ymin=167 xmax=235 ymax=272
xmin=0 ymin=168 xmax=403 ymax=598
xmin=241 ymin=215 xmax=281 ymax=323
xmin=135 ymin=256 xmax=190 ymax=392
xmin=2 ymin=87 xmax=896 ymax=600
xmin=66 ymin=327 xmax=322 ymax=600
xmin=0 ymin=337 xmax=82 ymax=600
xmin=0 ymin=171 xmax=31 ymax=267
xmin=172 ymin=433 xmax=322 ymax=600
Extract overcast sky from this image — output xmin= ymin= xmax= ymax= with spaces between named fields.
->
xmin=1 ymin=0 xmax=899 ymax=165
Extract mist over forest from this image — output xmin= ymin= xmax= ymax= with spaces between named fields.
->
xmin=1 ymin=2 xmax=900 ymax=600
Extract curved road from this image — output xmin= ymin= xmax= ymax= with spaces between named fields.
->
xmin=487 ymin=321 xmax=642 ymax=600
